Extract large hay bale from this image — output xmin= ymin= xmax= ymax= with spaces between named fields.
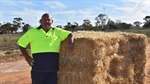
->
xmin=58 ymin=31 xmax=148 ymax=84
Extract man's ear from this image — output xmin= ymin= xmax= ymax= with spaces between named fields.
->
xmin=51 ymin=19 xmax=54 ymax=23
xmin=39 ymin=19 xmax=42 ymax=24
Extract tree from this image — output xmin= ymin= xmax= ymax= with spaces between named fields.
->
xmin=144 ymin=16 xmax=150 ymax=22
xmin=106 ymin=19 xmax=116 ymax=30
xmin=117 ymin=22 xmax=132 ymax=30
xmin=0 ymin=22 xmax=13 ymax=34
xmin=95 ymin=14 xmax=109 ymax=30
xmin=114 ymin=19 xmax=122 ymax=30
xmin=64 ymin=22 xmax=78 ymax=32
xmin=71 ymin=22 xmax=78 ymax=32
xmin=56 ymin=25 xmax=63 ymax=28
xmin=12 ymin=17 xmax=23 ymax=33
xmin=64 ymin=22 xmax=72 ymax=30
xmin=22 ymin=24 xmax=31 ymax=32
xmin=143 ymin=16 xmax=150 ymax=28
xmin=133 ymin=21 xmax=142 ymax=28
xmin=82 ymin=19 xmax=93 ymax=30
xmin=112 ymin=20 xmax=132 ymax=30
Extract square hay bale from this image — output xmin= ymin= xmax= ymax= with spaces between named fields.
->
xmin=58 ymin=31 xmax=148 ymax=84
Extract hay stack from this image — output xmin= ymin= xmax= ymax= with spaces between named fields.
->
xmin=58 ymin=31 xmax=148 ymax=84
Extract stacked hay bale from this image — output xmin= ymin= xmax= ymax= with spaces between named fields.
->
xmin=58 ymin=31 xmax=148 ymax=84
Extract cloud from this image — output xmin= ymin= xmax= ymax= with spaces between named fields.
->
xmin=1 ymin=8 xmax=47 ymax=26
xmin=102 ymin=0 xmax=149 ymax=24
xmin=1 ymin=0 xmax=18 ymax=7
xmin=119 ymin=0 xmax=149 ymax=24
xmin=1 ymin=0 xmax=36 ymax=8
xmin=43 ymin=1 xmax=66 ymax=9
xmin=51 ymin=8 xmax=97 ymax=26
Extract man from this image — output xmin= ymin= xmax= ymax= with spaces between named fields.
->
xmin=17 ymin=13 xmax=74 ymax=84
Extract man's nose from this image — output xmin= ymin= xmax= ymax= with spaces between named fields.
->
xmin=45 ymin=21 xmax=49 ymax=23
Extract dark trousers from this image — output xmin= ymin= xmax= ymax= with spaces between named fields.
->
xmin=31 ymin=71 xmax=57 ymax=84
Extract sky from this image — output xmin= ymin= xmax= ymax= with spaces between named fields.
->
xmin=0 ymin=0 xmax=150 ymax=27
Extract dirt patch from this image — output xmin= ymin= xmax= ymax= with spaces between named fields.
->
xmin=0 ymin=57 xmax=31 ymax=84
xmin=0 ymin=43 xmax=150 ymax=84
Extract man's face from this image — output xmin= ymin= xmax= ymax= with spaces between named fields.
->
xmin=40 ymin=14 xmax=53 ymax=28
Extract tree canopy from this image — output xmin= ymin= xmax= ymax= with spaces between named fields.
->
xmin=0 ymin=14 xmax=149 ymax=34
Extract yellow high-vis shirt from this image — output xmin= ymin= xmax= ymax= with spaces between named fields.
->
xmin=17 ymin=27 xmax=71 ymax=54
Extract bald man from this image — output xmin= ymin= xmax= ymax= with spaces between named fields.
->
xmin=17 ymin=13 xmax=74 ymax=84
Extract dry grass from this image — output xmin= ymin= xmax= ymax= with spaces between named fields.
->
xmin=0 ymin=34 xmax=22 ymax=51
xmin=0 ymin=34 xmax=23 ymax=62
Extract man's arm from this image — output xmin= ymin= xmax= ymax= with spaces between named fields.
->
xmin=19 ymin=46 xmax=33 ymax=66
xmin=67 ymin=33 xmax=74 ymax=51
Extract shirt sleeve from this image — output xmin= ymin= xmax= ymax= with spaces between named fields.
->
xmin=57 ymin=28 xmax=71 ymax=41
xmin=17 ymin=30 xmax=31 ymax=48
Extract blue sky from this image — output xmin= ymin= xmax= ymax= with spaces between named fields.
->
xmin=0 ymin=0 xmax=150 ymax=27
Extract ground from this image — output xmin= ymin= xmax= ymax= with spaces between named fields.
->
xmin=0 ymin=43 xmax=150 ymax=84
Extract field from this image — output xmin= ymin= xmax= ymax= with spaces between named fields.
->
xmin=0 ymin=29 xmax=150 ymax=84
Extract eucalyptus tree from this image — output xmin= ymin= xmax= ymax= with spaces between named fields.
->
xmin=95 ymin=14 xmax=108 ymax=30
xmin=105 ymin=19 xmax=116 ymax=30
xmin=0 ymin=22 xmax=13 ymax=34
xmin=144 ymin=16 xmax=150 ymax=22
xmin=64 ymin=22 xmax=72 ymax=30
xmin=82 ymin=19 xmax=93 ymax=30
xmin=133 ymin=21 xmax=142 ymax=28
xmin=71 ymin=22 xmax=78 ymax=32
xmin=64 ymin=22 xmax=78 ymax=32
xmin=12 ymin=17 xmax=23 ymax=33
xmin=56 ymin=25 xmax=63 ymax=28
xmin=22 ymin=24 xmax=31 ymax=32
xmin=143 ymin=16 xmax=150 ymax=28
xmin=118 ymin=22 xmax=132 ymax=30
xmin=114 ymin=19 xmax=122 ymax=30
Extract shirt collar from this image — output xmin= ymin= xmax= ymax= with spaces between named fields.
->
xmin=37 ymin=25 xmax=55 ymax=30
